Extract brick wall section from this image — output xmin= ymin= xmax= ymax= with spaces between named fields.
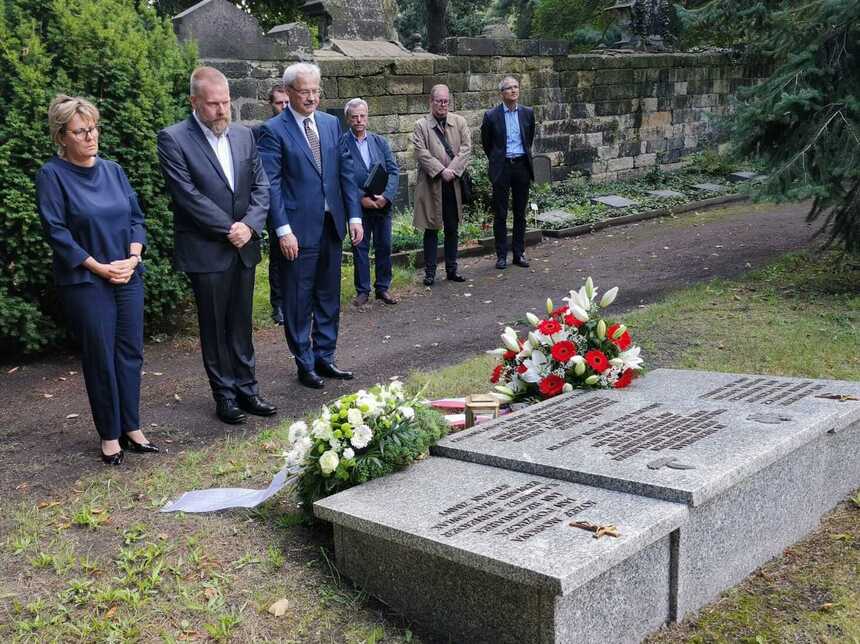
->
xmin=205 ymin=44 xmax=767 ymax=201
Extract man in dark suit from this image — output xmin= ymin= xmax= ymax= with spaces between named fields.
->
xmin=480 ymin=75 xmax=535 ymax=270
xmin=257 ymin=63 xmax=363 ymax=389
xmin=253 ymin=84 xmax=289 ymax=326
xmin=157 ymin=66 xmax=277 ymax=424
xmin=340 ymin=97 xmax=400 ymax=307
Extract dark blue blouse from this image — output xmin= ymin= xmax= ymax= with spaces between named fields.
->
xmin=36 ymin=156 xmax=146 ymax=286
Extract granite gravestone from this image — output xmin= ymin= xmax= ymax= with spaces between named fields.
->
xmin=535 ymin=209 xmax=578 ymax=227
xmin=315 ymin=457 xmax=686 ymax=644
xmin=432 ymin=369 xmax=860 ymax=617
xmin=592 ymin=195 xmax=639 ymax=208
xmin=533 ymin=154 xmax=553 ymax=186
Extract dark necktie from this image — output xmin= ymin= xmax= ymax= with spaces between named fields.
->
xmin=304 ymin=118 xmax=321 ymax=172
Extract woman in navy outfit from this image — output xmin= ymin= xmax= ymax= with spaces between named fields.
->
xmin=36 ymin=95 xmax=158 ymax=464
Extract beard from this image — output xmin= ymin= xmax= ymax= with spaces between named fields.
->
xmin=203 ymin=113 xmax=231 ymax=136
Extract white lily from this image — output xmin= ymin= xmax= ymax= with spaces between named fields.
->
xmin=585 ymin=276 xmax=594 ymax=299
xmin=600 ymin=287 xmax=619 ymax=308
xmin=546 ymin=298 xmax=553 ymax=315
xmin=520 ymin=350 xmax=549 ymax=383
xmin=584 ymin=375 xmax=600 ymax=385
xmin=562 ymin=383 xmax=573 ymax=393
xmin=490 ymin=391 xmax=513 ymax=403
xmin=501 ymin=332 xmax=520 ymax=353
xmin=617 ymin=346 xmax=644 ymax=371
xmin=609 ymin=358 xmax=624 ymax=368
xmin=612 ymin=323 xmax=628 ymax=339
xmin=528 ymin=331 xmax=543 ymax=347
xmin=494 ymin=385 xmax=515 ymax=396
xmin=526 ymin=312 xmax=540 ymax=327
xmin=570 ymin=303 xmax=589 ymax=322
xmin=487 ymin=348 xmax=507 ymax=356
xmin=597 ymin=319 xmax=606 ymax=340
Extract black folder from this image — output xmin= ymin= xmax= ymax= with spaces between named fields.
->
xmin=363 ymin=162 xmax=389 ymax=196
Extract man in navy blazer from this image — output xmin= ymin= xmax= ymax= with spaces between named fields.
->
xmin=257 ymin=63 xmax=364 ymax=389
xmin=480 ymin=76 xmax=536 ymax=270
xmin=157 ymin=66 xmax=277 ymax=424
xmin=340 ymin=98 xmax=400 ymax=307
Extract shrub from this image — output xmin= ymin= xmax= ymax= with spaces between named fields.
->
xmin=0 ymin=0 xmax=196 ymax=356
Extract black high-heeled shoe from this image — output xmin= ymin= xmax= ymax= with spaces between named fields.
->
xmin=119 ymin=434 xmax=160 ymax=454
xmin=101 ymin=449 xmax=124 ymax=465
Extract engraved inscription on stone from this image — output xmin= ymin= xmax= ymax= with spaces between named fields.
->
xmin=430 ymin=480 xmax=598 ymax=543
xmin=699 ymin=377 xmax=825 ymax=406
xmin=546 ymin=403 xmax=726 ymax=461
xmin=448 ymin=395 xmax=615 ymax=444
xmin=647 ymin=457 xmax=696 ymax=470
xmin=747 ymin=412 xmax=793 ymax=425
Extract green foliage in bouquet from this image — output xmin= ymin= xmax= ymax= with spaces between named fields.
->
xmin=284 ymin=382 xmax=448 ymax=512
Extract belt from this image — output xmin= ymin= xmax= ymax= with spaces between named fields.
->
xmin=505 ymin=155 xmax=528 ymax=164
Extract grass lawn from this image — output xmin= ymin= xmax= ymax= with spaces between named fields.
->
xmin=1 ymin=251 xmax=857 ymax=643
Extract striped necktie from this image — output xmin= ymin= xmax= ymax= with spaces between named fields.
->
xmin=304 ymin=118 xmax=322 ymax=172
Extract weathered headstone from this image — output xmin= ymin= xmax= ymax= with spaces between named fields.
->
xmin=432 ymin=370 xmax=860 ymax=618
xmin=727 ymin=171 xmax=760 ymax=183
xmin=692 ymin=182 xmax=725 ymax=192
xmin=302 ymin=0 xmax=397 ymax=44
xmin=532 ymin=154 xmax=552 ymax=186
xmin=173 ymin=0 xmax=311 ymax=59
xmin=646 ymin=189 xmax=684 ymax=198
xmin=316 ymin=457 xmax=686 ymax=643
xmin=535 ymin=209 xmax=578 ymax=227
xmin=591 ymin=195 xmax=639 ymax=208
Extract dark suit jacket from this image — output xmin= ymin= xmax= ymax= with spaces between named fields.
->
xmin=256 ymin=109 xmax=362 ymax=247
xmin=480 ymin=103 xmax=535 ymax=185
xmin=157 ymin=116 xmax=269 ymax=273
xmin=339 ymin=131 xmax=400 ymax=215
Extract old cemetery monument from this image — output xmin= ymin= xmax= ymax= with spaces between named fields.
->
xmin=313 ymin=369 xmax=860 ymax=642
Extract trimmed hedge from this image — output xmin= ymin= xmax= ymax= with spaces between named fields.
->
xmin=0 ymin=0 xmax=196 ymax=356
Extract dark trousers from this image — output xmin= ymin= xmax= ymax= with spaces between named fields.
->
xmin=188 ymin=253 xmax=259 ymax=402
xmin=60 ymin=273 xmax=144 ymax=440
xmin=352 ymin=210 xmax=393 ymax=295
xmin=268 ymin=229 xmax=286 ymax=319
xmin=423 ymin=181 xmax=459 ymax=277
xmin=281 ymin=213 xmax=342 ymax=373
xmin=492 ymin=157 xmax=531 ymax=259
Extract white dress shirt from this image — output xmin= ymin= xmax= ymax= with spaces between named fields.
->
xmin=193 ymin=112 xmax=234 ymax=191
xmin=275 ymin=106 xmax=360 ymax=239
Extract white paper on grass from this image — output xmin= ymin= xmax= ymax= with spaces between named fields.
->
xmin=160 ymin=467 xmax=296 ymax=513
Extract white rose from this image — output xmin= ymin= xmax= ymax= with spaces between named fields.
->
xmin=288 ymin=421 xmax=308 ymax=444
xmin=319 ymin=449 xmax=339 ymax=475
xmin=347 ymin=408 xmax=364 ymax=426
xmin=311 ymin=418 xmax=332 ymax=441
xmin=350 ymin=424 xmax=373 ymax=449
xmin=343 ymin=448 xmax=355 ymax=459
xmin=398 ymin=406 xmax=415 ymax=421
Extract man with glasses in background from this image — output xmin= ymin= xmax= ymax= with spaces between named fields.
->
xmin=480 ymin=75 xmax=535 ymax=269
xmin=257 ymin=62 xmax=363 ymax=389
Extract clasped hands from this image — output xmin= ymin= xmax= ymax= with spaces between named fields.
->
xmin=227 ymin=221 xmax=252 ymax=248
xmin=440 ymin=168 xmax=457 ymax=183
xmin=360 ymin=195 xmax=388 ymax=210
xmin=278 ymin=222 xmax=364 ymax=262
xmin=98 ymin=256 xmax=139 ymax=284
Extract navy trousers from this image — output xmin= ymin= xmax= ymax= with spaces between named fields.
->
xmin=268 ymin=228 xmax=285 ymax=319
xmin=352 ymin=210 xmax=393 ymax=295
xmin=60 ymin=273 xmax=144 ymax=441
xmin=492 ymin=157 xmax=531 ymax=260
xmin=282 ymin=214 xmax=342 ymax=373
xmin=423 ymin=181 xmax=460 ymax=278
xmin=188 ymin=253 xmax=259 ymax=402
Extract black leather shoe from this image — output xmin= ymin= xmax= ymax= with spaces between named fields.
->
xmin=298 ymin=369 xmax=325 ymax=389
xmin=271 ymin=310 xmax=284 ymax=325
xmin=353 ymin=292 xmax=369 ymax=306
xmin=375 ymin=290 xmax=398 ymax=305
xmin=315 ymin=361 xmax=354 ymax=380
xmin=119 ymin=435 xmax=159 ymax=454
xmin=216 ymin=399 xmax=246 ymax=424
xmin=513 ymin=256 xmax=530 ymax=268
xmin=237 ymin=394 xmax=277 ymax=416
xmin=495 ymin=258 xmax=507 ymax=269
xmin=446 ymin=273 xmax=467 ymax=282
xmin=101 ymin=449 xmax=124 ymax=465
xmin=423 ymin=275 xmax=435 ymax=286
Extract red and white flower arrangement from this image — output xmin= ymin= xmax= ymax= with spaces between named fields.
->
xmin=489 ymin=277 xmax=644 ymax=401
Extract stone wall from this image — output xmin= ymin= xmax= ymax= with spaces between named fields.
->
xmin=202 ymin=38 xmax=767 ymax=201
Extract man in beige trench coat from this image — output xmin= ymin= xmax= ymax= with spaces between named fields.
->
xmin=411 ymin=84 xmax=472 ymax=286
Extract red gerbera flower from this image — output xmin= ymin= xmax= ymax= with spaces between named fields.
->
xmin=537 ymin=319 xmax=562 ymax=336
xmin=516 ymin=364 xmax=528 ymax=374
xmin=490 ymin=364 xmax=504 ymax=384
xmin=613 ymin=369 xmax=634 ymax=389
xmin=503 ymin=350 xmax=517 ymax=361
xmin=551 ymin=305 xmax=569 ymax=318
xmin=607 ymin=323 xmax=632 ymax=350
xmin=550 ymin=340 xmax=577 ymax=362
xmin=538 ymin=374 xmax=565 ymax=397
xmin=563 ymin=313 xmax=584 ymax=328
xmin=585 ymin=349 xmax=609 ymax=373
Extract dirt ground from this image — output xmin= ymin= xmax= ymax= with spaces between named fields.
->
xmin=0 ymin=201 xmax=820 ymax=504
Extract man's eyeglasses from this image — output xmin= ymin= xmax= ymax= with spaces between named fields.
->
xmin=67 ymin=125 xmax=100 ymax=140
xmin=291 ymin=88 xmax=321 ymax=99
xmin=501 ymin=85 xmax=519 ymax=91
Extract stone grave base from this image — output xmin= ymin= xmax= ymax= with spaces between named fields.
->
xmin=333 ymin=524 xmax=672 ymax=644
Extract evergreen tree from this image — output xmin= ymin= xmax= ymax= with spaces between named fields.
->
xmin=683 ymin=0 xmax=859 ymax=253
xmin=0 ymin=0 xmax=196 ymax=355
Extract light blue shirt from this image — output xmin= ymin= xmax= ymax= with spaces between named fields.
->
xmin=275 ymin=106 xmax=360 ymax=238
xmin=504 ymin=105 xmax=525 ymax=158
xmin=351 ymin=132 xmax=372 ymax=169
